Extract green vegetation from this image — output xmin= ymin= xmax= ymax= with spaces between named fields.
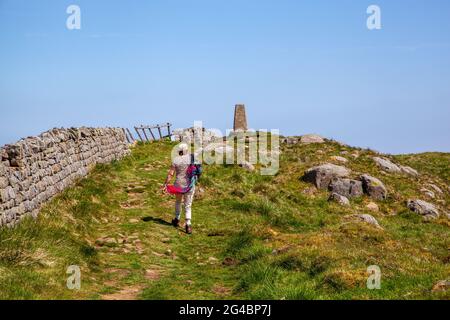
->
xmin=0 ymin=140 xmax=449 ymax=300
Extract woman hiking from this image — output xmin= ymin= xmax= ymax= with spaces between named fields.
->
xmin=162 ymin=143 xmax=202 ymax=234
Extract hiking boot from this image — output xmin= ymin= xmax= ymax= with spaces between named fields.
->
xmin=185 ymin=224 xmax=192 ymax=234
xmin=172 ymin=218 xmax=180 ymax=227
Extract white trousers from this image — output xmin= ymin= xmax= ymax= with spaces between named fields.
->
xmin=175 ymin=186 xmax=195 ymax=221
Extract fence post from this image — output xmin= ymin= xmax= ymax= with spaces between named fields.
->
xmin=122 ymin=128 xmax=129 ymax=143
xmin=167 ymin=123 xmax=171 ymax=138
xmin=126 ymin=128 xmax=135 ymax=141
xmin=157 ymin=125 xmax=162 ymax=139
xmin=141 ymin=127 xmax=149 ymax=141
xmin=148 ymin=128 xmax=156 ymax=140
xmin=134 ymin=127 xmax=143 ymax=141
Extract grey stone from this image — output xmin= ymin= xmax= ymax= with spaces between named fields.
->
xmin=302 ymin=164 xmax=351 ymax=189
xmin=329 ymin=178 xmax=363 ymax=198
xmin=420 ymin=188 xmax=435 ymax=199
xmin=432 ymin=280 xmax=450 ymax=292
xmin=427 ymin=184 xmax=443 ymax=195
xmin=0 ymin=186 xmax=16 ymax=202
xmin=330 ymin=156 xmax=348 ymax=163
xmin=281 ymin=136 xmax=301 ymax=144
xmin=373 ymin=157 xmax=401 ymax=173
xmin=347 ymin=214 xmax=382 ymax=229
xmin=300 ymin=134 xmax=325 ymax=144
xmin=0 ymin=176 xmax=9 ymax=189
xmin=366 ymin=202 xmax=379 ymax=212
xmin=400 ymin=165 xmax=419 ymax=177
xmin=240 ymin=161 xmax=255 ymax=172
xmin=172 ymin=127 xmax=222 ymax=146
xmin=328 ymin=193 xmax=350 ymax=206
xmin=407 ymin=199 xmax=440 ymax=219
xmin=360 ymin=174 xmax=387 ymax=200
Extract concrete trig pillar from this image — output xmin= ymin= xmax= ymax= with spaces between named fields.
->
xmin=233 ymin=104 xmax=248 ymax=132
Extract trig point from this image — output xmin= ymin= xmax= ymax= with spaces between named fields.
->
xmin=233 ymin=104 xmax=248 ymax=131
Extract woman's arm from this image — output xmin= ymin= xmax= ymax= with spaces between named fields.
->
xmin=163 ymin=165 xmax=176 ymax=187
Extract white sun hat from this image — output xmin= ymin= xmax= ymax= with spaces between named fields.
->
xmin=177 ymin=143 xmax=189 ymax=154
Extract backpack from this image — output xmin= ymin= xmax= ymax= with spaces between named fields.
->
xmin=188 ymin=154 xmax=202 ymax=181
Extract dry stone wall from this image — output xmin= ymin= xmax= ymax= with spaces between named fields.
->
xmin=0 ymin=127 xmax=130 ymax=227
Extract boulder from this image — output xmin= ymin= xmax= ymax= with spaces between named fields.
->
xmin=366 ymin=202 xmax=379 ymax=212
xmin=328 ymin=193 xmax=350 ymax=206
xmin=400 ymin=165 xmax=419 ymax=177
xmin=330 ymin=156 xmax=348 ymax=164
xmin=427 ymin=184 xmax=443 ymax=195
xmin=347 ymin=214 xmax=382 ymax=229
xmin=407 ymin=199 xmax=440 ymax=220
xmin=172 ymin=127 xmax=222 ymax=146
xmin=373 ymin=157 xmax=401 ymax=173
xmin=420 ymin=188 xmax=435 ymax=199
xmin=432 ymin=280 xmax=450 ymax=293
xmin=302 ymin=164 xmax=351 ymax=189
xmin=328 ymin=178 xmax=363 ymax=198
xmin=300 ymin=134 xmax=325 ymax=144
xmin=282 ymin=136 xmax=300 ymax=145
xmin=360 ymin=174 xmax=387 ymax=200
xmin=240 ymin=161 xmax=255 ymax=172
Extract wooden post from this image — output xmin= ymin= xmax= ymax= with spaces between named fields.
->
xmin=122 ymin=128 xmax=131 ymax=143
xmin=157 ymin=125 xmax=163 ymax=139
xmin=126 ymin=128 xmax=135 ymax=141
xmin=148 ymin=128 xmax=156 ymax=140
xmin=167 ymin=123 xmax=171 ymax=138
xmin=141 ymin=127 xmax=149 ymax=141
xmin=147 ymin=128 xmax=155 ymax=141
xmin=134 ymin=127 xmax=143 ymax=141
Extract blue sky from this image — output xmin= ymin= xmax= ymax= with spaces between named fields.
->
xmin=1 ymin=0 xmax=449 ymax=154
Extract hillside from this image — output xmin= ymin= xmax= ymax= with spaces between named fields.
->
xmin=0 ymin=140 xmax=449 ymax=300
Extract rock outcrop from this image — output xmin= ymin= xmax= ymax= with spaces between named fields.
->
xmin=302 ymin=164 xmax=351 ymax=189
xmin=432 ymin=280 xmax=450 ymax=293
xmin=347 ymin=214 xmax=382 ymax=229
xmin=360 ymin=174 xmax=388 ymax=201
xmin=172 ymin=127 xmax=222 ymax=146
xmin=282 ymin=134 xmax=325 ymax=145
xmin=328 ymin=178 xmax=363 ymax=198
xmin=373 ymin=157 xmax=419 ymax=176
xmin=328 ymin=193 xmax=350 ymax=206
xmin=330 ymin=156 xmax=348 ymax=164
xmin=300 ymin=134 xmax=325 ymax=144
xmin=400 ymin=166 xmax=419 ymax=177
xmin=366 ymin=202 xmax=379 ymax=212
xmin=407 ymin=199 xmax=440 ymax=220
xmin=240 ymin=161 xmax=255 ymax=172
xmin=373 ymin=157 xmax=401 ymax=173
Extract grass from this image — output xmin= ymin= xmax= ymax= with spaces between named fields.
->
xmin=0 ymin=140 xmax=449 ymax=300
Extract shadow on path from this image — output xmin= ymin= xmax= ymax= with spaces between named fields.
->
xmin=142 ymin=216 xmax=172 ymax=227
